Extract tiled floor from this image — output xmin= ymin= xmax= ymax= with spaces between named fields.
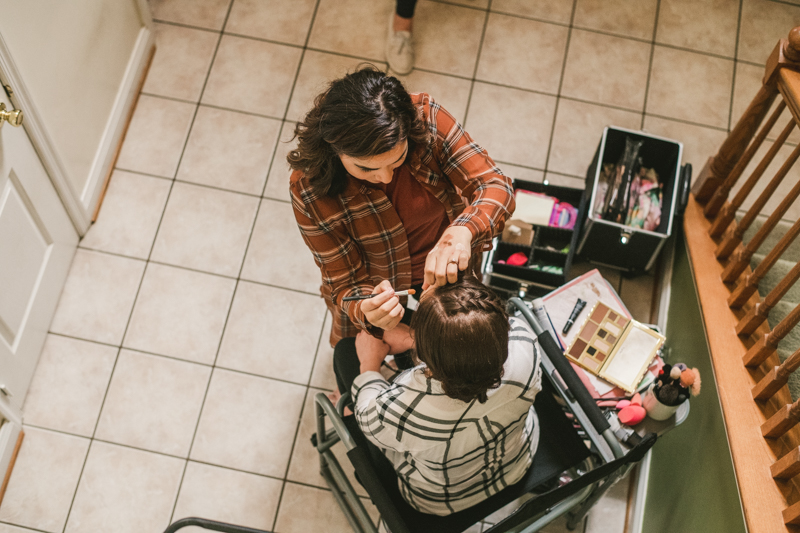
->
xmin=3 ymin=0 xmax=799 ymax=532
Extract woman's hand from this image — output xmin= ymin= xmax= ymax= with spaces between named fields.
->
xmin=356 ymin=330 xmax=390 ymax=373
xmin=382 ymin=323 xmax=414 ymax=355
xmin=360 ymin=280 xmax=404 ymax=331
xmin=423 ymin=225 xmax=473 ymax=289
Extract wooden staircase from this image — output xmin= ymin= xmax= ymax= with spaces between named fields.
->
xmin=685 ymin=26 xmax=800 ymax=532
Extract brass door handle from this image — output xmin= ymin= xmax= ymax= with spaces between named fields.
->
xmin=0 ymin=102 xmax=23 ymax=128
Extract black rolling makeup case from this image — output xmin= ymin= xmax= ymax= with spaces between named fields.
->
xmin=576 ymin=126 xmax=692 ymax=273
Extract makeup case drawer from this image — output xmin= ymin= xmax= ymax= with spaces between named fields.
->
xmin=483 ymin=179 xmax=587 ymax=300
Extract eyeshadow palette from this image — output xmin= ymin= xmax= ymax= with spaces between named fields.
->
xmin=566 ymin=301 xmax=664 ymax=393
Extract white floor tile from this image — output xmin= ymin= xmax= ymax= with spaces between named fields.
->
xmin=274 ymin=482 xmax=380 ymax=533
xmin=241 ymin=199 xmax=322 ymax=294
xmin=191 ymin=369 xmax=306 ymax=477
xmin=49 ymin=250 xmax=145 ymax=345
xmin=94 ymin=350 xmax=210 ymax=456
xmin=217 ymin=282 xmax=326 ymax=383
xmin=0 ymin=428 xmax=89 ymax=533
xmin=172 ymin=462 xmax=283 ymax=531
xmin=80 ymin=170 xmax=171 ymax=259
xmin=124 ymin=263 xmax=235 ymax=364
xmin=151 ymin=182 xmax=259 ymax=277
xmin=65 ymin=441 xmax=184 ymax=533
xmin=22 ymin=335 xmax=116 ymax=437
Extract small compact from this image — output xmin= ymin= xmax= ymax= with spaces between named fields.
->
xmin=566 ymin=301 xmax=664 ymax=393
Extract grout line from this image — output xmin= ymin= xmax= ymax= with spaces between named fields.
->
xmin=0 ymin=520 xmax=50 ymax=533
xmin=729 ymin=0 xmax=745 ymax=133
xmin=541 ymin=0 xmax=578 ymax=176
xmin=72 ymin=245 xmax=323 ymax=299
xmin=61 ymin=4 xmax=234 ymax=531
xmin=461 ymin=0 xmax=492 ymax=126
xmin=170 ymin=178 xmax=265 ymax=199
xmin=640 ymin=0 xmax=661 ymax=130
xmin=165 ymin=2 xmax=237 ymax=523
xmin=269 ymin=3 xmax=325 ymax=529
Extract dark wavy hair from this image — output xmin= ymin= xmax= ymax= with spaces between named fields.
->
xmin=287 ymin=65 xmax=430 ymax=197
xmin=411 ymin=275 xmax=510 ymax=404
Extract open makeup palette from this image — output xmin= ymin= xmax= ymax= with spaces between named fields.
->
xmin=566 ymin=301 xmax=665 ymax=393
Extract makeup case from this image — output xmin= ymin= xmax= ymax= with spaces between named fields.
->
xmin=577 ymin=126 xmax=693 ymax=273
xmin=483 ymin=179 xmax=587 ymax=300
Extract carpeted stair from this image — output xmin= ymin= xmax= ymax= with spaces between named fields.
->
xmin=743 ymin=218 xmax=800 ymax=399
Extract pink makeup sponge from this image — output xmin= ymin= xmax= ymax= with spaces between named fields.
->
xmin=619 ymin=404 xmax=646 ymax=426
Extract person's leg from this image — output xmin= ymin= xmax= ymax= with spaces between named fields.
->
xmin=394 ymin=0 xmax=417 ymax=31
xmin=333 ymin=337 xmax=361 ymax=399
xmin=386 ymin=0 xmax=416 ymax=74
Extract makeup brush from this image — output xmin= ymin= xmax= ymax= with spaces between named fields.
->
xmin=342 ymin=289 xmax=416 ymax=302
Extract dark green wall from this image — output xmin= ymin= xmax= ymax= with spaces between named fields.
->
xmin=641 ymin=231 xmax=746 ymax=532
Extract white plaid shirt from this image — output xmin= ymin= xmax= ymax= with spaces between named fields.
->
xmin=352 ymin=317 xmax=542 ymax=515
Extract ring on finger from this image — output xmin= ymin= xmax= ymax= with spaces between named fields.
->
xmin=448 ymin=258 xmax=459 ymax=265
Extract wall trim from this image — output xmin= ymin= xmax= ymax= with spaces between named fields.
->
xmin=81 ymin=25 xmax=154 ymax=219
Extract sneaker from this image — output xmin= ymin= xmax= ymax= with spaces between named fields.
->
xmin=385 ymin=15 xmax=414 ymax=75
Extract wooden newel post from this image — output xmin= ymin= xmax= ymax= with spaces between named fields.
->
xmin=692 ymin=27 xmax=800 ymax=203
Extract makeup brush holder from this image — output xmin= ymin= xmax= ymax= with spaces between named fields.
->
xmin=643 ymin=384 xmax=681 ymax=421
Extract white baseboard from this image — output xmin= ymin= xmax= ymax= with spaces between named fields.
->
xmin=80 ymin=25 xmax=154 ymax=220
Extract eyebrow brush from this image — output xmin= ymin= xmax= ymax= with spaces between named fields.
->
xmin=343 ymin=289 xmax=416 ymax=301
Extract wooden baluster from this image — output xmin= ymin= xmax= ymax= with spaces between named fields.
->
xmin=704 ymin=102 xmax=786 ymax=218
xmin=729 ymin=217 xmax=800 ymax=308
xmin=772 ymin=446 xmax=800 ymax=479
xmin=744 ymin=301 xmax=800 ymax=366
xmin=753 ymin=346 xmax=800 ymax=400
xmin=763 ymin=397 xmax=800 ymax=438
xmin=737 ymin=261 xmax=800 ymax=335
xmin=693 ymin=86 xmax=779 ymax=203
xmin=717 ymin=143 xmax=800 ymax=270
xmin=708 ymin=128 xmax=794 ymax=260
xmin=709 ymin=120 xmax=796 ymax=240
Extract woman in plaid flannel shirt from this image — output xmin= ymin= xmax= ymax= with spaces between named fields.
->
xmin=289 ymin=67 xmax=514 ymax=353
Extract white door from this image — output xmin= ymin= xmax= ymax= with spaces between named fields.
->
xmin=0 ymin=87 xmax=77 ymax=415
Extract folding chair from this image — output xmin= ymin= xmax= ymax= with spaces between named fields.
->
xmin=162 ymin=297 xmax=657 ymax=533
xmin=312 ymin=297 xmax=657 ymax=533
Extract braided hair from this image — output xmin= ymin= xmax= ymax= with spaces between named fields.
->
xmin=411 ymin=275 xmax=510 ymax=404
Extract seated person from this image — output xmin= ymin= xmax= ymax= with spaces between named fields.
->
xmin=333 ymin=275 xmax=542 ymax=516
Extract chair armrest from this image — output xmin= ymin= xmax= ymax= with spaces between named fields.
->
xmin=163 ymin=517 xmax=272 ymax=533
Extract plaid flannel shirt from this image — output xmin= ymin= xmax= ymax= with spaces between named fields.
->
xmin=352 ymin=317 xmax=543 ymax=515
xmin=291 ymin=93 xmax=515 ymax=346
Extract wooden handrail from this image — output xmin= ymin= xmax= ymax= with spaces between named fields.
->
xmin=681 ymin=26 xmax=800 ymax=532
xmin=729 ymin=216 xmax=800 ymax=309
xmin=704 ymin=101 xmax=786 ymax=218
xmin=683 ymin=196 xmax=792 ymax=533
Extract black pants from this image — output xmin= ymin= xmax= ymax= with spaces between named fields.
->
xmin=396 ymin=0 xmax=417 ymax=19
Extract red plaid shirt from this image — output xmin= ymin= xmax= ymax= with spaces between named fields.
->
xmin=291 ymin=93 xmax=515 ymax=346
